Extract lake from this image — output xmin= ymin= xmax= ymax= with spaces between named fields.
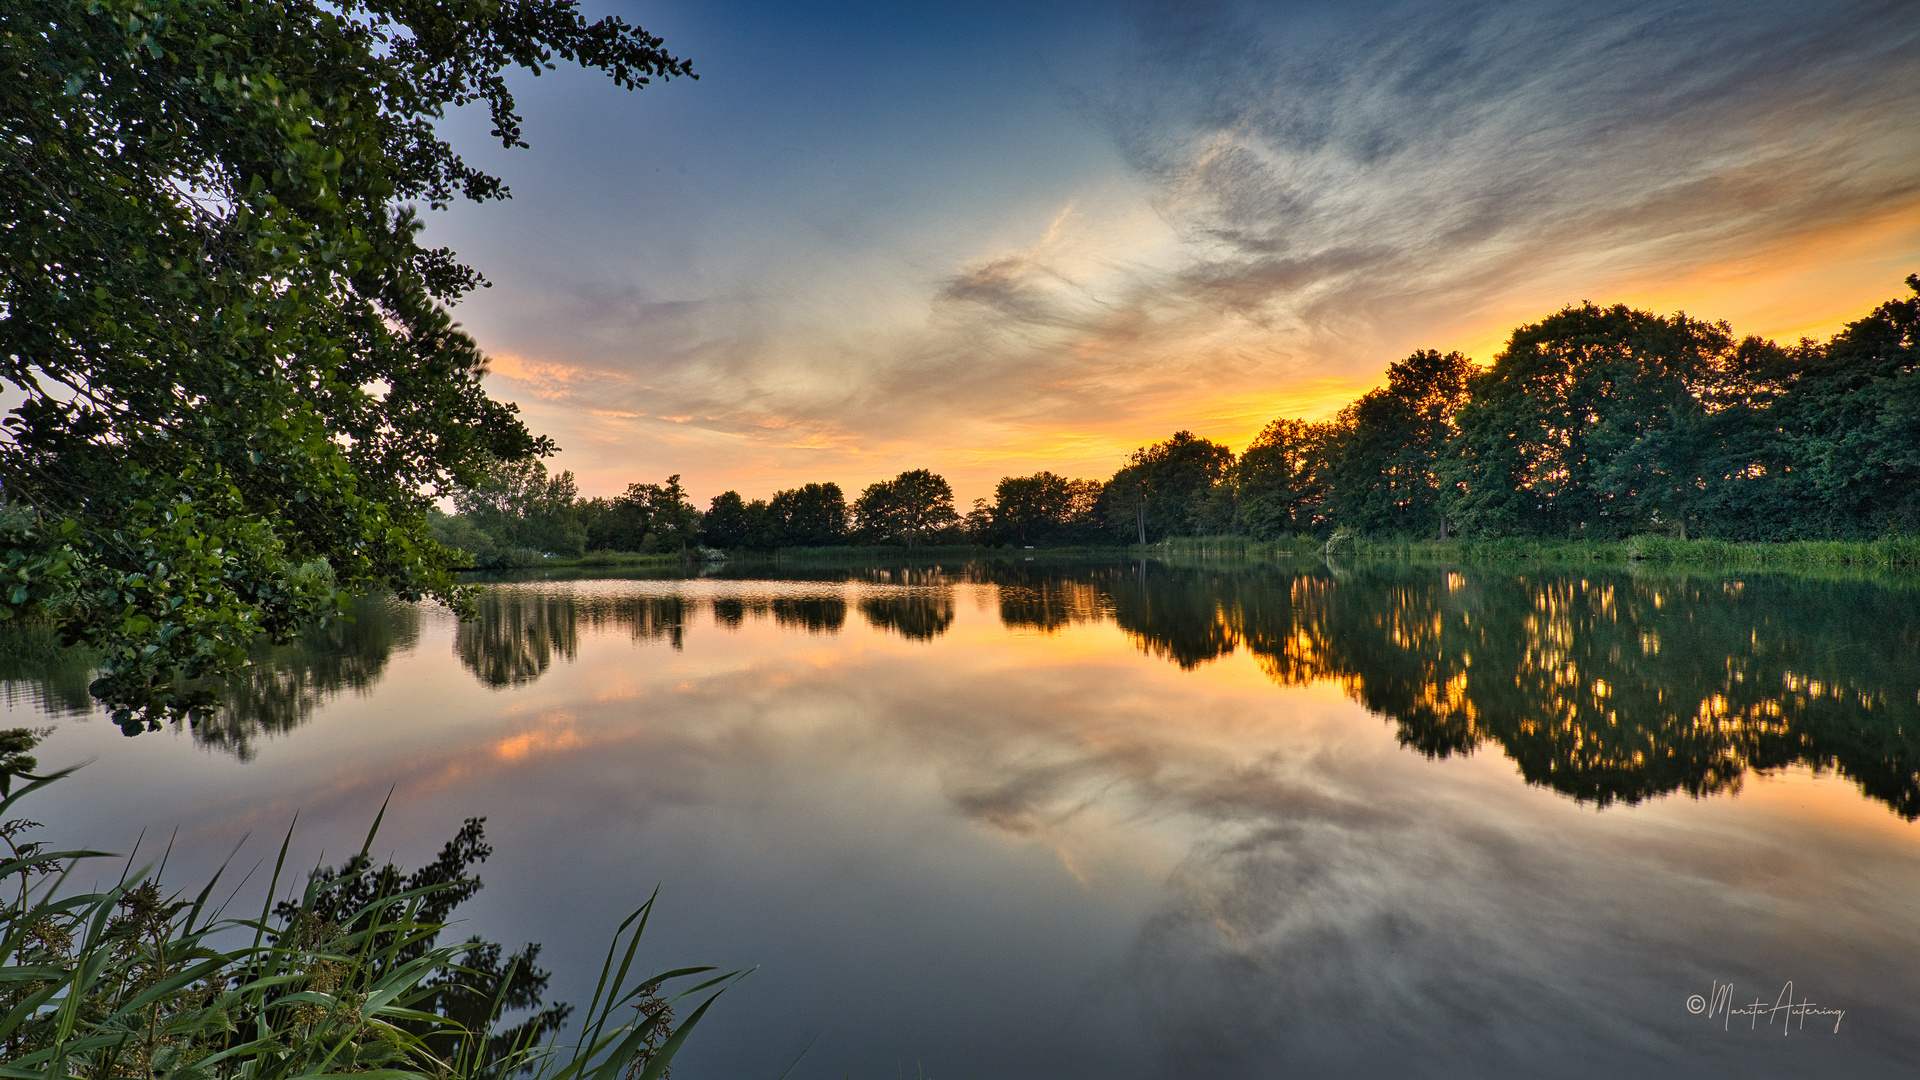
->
xmin=6 ymin=558 xmax=1919 ymax=1078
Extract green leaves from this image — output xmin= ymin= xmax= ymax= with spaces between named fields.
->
xmin=1 ymin=0 xmax=690 ymax=719
xmin=0 ymin=764 xmax=730 ymax=1080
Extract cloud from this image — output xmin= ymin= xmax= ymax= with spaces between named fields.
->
xmin=466 ymin=0 xmax=1920 ymax=498
xmin=1103 ymin=0 xmax=1920 ymax=344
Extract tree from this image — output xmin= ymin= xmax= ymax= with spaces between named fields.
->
xmin=701 ymin=491 xmax=755 ymax=550
xmin=1444 ymin=304 xmax=1733 ymax=538
xmin=992 ymin=472 xmax=1070 ymax=544
xmin=988 ymin=472 xmax=1102 ymax=546
xmin=1324 ymin=350 xmax=1474 ymax=538
xmin=1102 ymin=431 xmax=1233 ymax=542
xmin=622 ymin=474 xmax=699 ymax=554
xmin=1233 ymin=419 xmax=1338 ymax=539
xmin=768 ymin=483 xmax=849 ymax=547
xmin=1764 ymin=275 xmax=1920 ymax=536
xmin=0 ymin=0 xmax=693 ymax=720
xmin=449 ymin=457 xmax=585 ymax=556
xmin=854 ymin=469 xmax=958 ymax=548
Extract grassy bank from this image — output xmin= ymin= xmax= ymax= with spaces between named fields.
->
xmin=491 ymin=534 xmax=1920 ymax=575
xmin=1149 ymin=532 xmax=1920 ymax=573
xmin=1327 ymin=533 xmax=1920 ymax=569
xmin=537 ymin=550 xmax=689 ymax=569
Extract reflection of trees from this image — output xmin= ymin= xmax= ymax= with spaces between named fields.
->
xmin=1035 ymin=563 xmax=1920 ymax=818
xmin=0 ymin=597 xmax=420 ymax=760
xmin=771 ymin=598 xmax=846 ymax=634
xmin=455 ymin=589 xmax=691 ymax=687
xmin=574 ymin=594 xmax=690 ymax=648
xmin=457 ymin=590 xmax=582 ymax=688
xmin=993 ymin=566 xmax=1113 ymax=635
xmin=0 ymin=624 xmax=98 ymax=718
xmin=858 ymin=592 xmax=955 ymax=641
xmin=196 ymin=597 xmax=421 ymax=759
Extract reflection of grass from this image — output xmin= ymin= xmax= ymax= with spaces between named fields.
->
xmin=0 ymin=755 xmax=732 ymax=1080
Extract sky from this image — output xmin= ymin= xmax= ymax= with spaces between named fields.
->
xmin=421 ymin=0 xmax=1920 ymax=506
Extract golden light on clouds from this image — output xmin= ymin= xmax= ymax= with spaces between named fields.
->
xmin=442 ymin=0 xmax=1920 ymax=506
xmin=1434 ymin=197 xmax=1920 ymax=362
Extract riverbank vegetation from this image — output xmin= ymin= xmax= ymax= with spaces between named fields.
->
xmin=437 ymin=275 xmax=1919 ymax=568
xmin=0 ymin=0 xmax=692 ymax=719
xmin=0 ymin=738 xmax=727 ymax=1080
xmin=1152 ymin=532 xmax=1920 ymax=570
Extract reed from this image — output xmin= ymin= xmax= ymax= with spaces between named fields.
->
xmin=1328 ymin=533 xmax=1920 ymax=570
xmin=0 ymin=756 xmax=734 ymax=1080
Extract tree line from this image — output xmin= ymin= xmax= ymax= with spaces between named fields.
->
xmin=438 ymin=275 xmax=1919 ymax=563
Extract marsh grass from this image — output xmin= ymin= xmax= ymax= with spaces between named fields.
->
xmin=1150 ymin=533 xmax=1920 ymax=575
xmin=1330 ymin=533 xmax=1920 ymax=570
xmin=0 ymin=760 xmax=736 ymax=1080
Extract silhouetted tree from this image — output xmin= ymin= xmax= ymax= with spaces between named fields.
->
xmin=1102 ymin=431 xmax=1234 ymax=542
xmin=1444 ymin=304 xmax=1734 ymax=538
xmin=1234 ymin=419 xmax=1338 ymax=539
xmin=701 ymin=491 xmax=754 ymax=549
xmin=990 ymin=472 xmax=1103 ymax=545
xmin=769 ymin=483 xmax=850 ymax=547
xmin=854 ymin=470 xmax=959 ymax=547
xmin=1324 ymin=350 xmax=1475 ymax=538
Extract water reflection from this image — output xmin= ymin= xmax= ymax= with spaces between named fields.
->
xmin=200 ymin=598 xmax=421 ymax=759
xmin=0 ymin=623 xmax=96 ymax=718
xmin=858 ymin=591 xmax=955 ymax=640
xmin=456 ymin=589 xmax=697 ymax=688
xmin=5 ymin=564 xmax=1918 ymax=815
xmin=770 ymin=597 xmax=847 ymax=635
xmin=1102 ymin=564 xmax=1920 ymax=818
xmin=0 ymin=598 xmax=420 ymax=760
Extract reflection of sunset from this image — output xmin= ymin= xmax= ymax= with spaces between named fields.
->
xmin=493 ymin=712 xmax=582 ymax=761
xmin=22 ymin=564 xmax=1920 ymax=1075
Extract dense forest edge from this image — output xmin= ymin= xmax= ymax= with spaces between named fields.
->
xmin=435 ymin=275 xmax=1920 ymax=570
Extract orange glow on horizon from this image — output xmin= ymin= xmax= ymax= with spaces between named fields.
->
xmin=1435 ymin=199 xmax=1920 ymax=363
xmin=488 ymin=204 xmax=1919 ymax=505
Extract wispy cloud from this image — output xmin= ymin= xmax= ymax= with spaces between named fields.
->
xmin=466 ymin=0 xmax=1920 ymax=499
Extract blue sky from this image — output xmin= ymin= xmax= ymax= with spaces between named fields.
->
xmin=420 ymin=0 xmax=1920 ymax=504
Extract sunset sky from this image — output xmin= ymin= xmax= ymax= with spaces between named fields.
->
xmin=423 ymin=0 xmax=1920 ymax=506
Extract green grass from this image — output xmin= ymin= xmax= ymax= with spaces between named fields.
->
xmin=541 ymin=551 xmax=688 ymax=569
xmin=0 ymin=756 xmax=735 ymax=1080
xmin=1325 ymin=533 xmax=1920 ymax=570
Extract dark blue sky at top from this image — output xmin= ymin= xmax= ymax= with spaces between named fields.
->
xmin=419 ymin=0 xmax=1920 ymax=500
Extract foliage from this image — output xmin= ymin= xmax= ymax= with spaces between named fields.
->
xmin=449 ymin=459 xmax=588 ymax=561
xmin=1323 ymin=350 xmax=1473 ymax=539
xmin=0 ymin=744 xmax=733 ymax=1080
xmin=765 ymin=484 xmax=850 ymax=548
xmin=1224 ymin=419 xmax=1335 ymax=540
xmin=1100 ymin=431 xmax=1234 ymax=544
xmin=697 ymin=492 xmax=757 ymax=551
xmin=1443 ymin=304 xmax=1735 ymax=538
xmin=615 ymin=476 xmax=700 ymax=556
xmin=852 ymin=470 xmax=959 ymax=548
xmin=0 ymin=0 xmax=692 ymax=719
xmin=986 ymin=472 xmax=1102 ymax=546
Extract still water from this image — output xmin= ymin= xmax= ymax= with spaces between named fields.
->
xmin=6 ymin=560 xmax=1920 ymax=1078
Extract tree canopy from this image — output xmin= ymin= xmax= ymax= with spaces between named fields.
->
xmin=352 ymin=278 xmax=1920 ymax=580
xmin=0 ymin=0 xmax=691 ymax=720
xmin=854 ymin=469 xmax=959 ymax=548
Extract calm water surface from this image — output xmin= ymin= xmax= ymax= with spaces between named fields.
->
xmin=6 ymin=560 xmax=1920 ymax=1078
